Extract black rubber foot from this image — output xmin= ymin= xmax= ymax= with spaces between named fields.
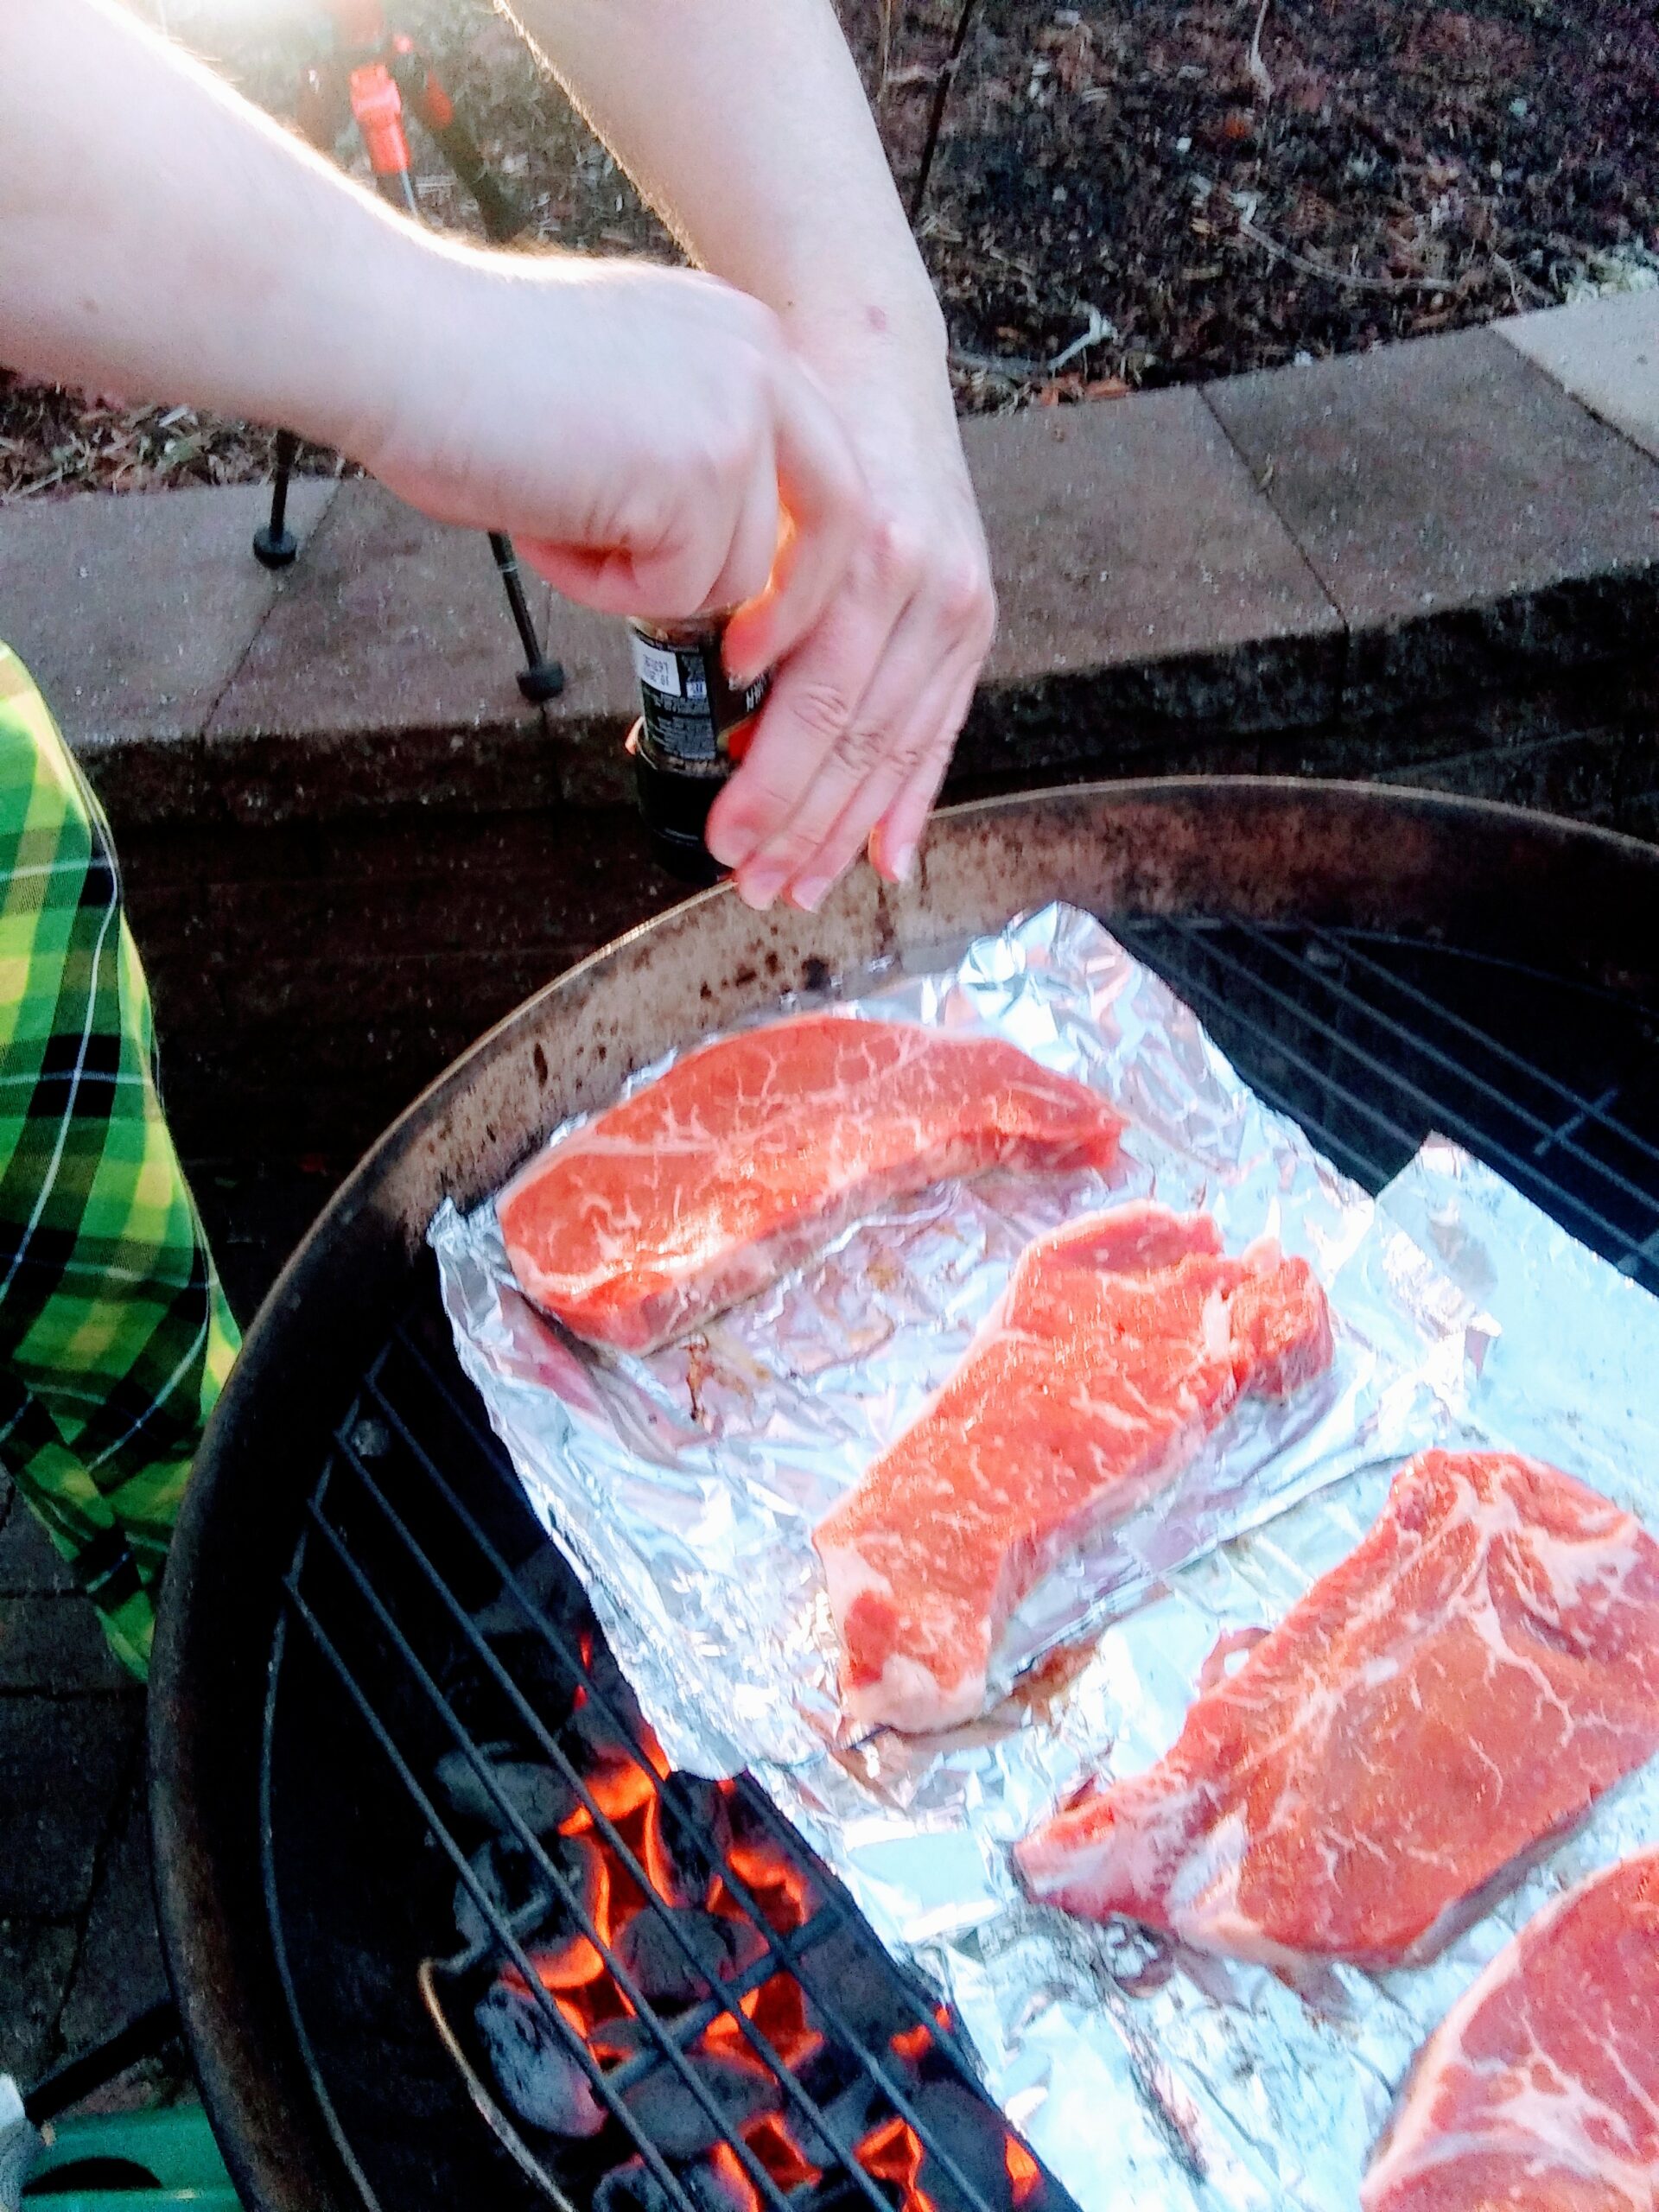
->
xmin=516 ymin=658 xmax=566 ymax=703
xmin=252 ymin=525 xmax=298 ymax=570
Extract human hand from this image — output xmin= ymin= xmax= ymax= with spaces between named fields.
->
xmin=703 ymin=332 xmax=995 ymax=912
xmin=360 ymin=251 xmax=867 ymax=660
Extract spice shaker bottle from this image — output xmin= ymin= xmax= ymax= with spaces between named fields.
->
xmin=626 ymin=613 xmax=769 ymax=885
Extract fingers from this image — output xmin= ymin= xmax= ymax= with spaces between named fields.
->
xmin=868 ymin=662 xmax=980 ymax=884
xmin=722 ymin=362 xmax=867 ymax=677
xmin=703 ymin=584 xmax=900 ymax=893
xmin=700 ymin=440 xmax=792 ymax=622
xmin=735 ymin=601 xmax=975 ymax=912
xmin=788 ymin=648 xmax=977 ymax=906
xmin=707 ymin=525 xmax=993 ymax=910
xmin=517 ymin=537 xmax=652 ymax=612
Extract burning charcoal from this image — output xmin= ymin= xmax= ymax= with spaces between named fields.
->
xmin=454 ymin=1835 xmax=556 ymax=1952
xmin=656 ymin=1780 xmax=735 ymax=1902
xmin=538 ymin=1828 xmax=605 ymax=1917
xmin=685 ymin=2148 xmax=765 ymax=2212
xmin=435 ymin=1741 xmax=576 ymax=1835
xmin=594 ymin=2158 xmax=682 ymax=2212
xmin=620 ymin=2050 xmax=781 ymax=2160
xmin=906 ymin=2082 xmax=1028 ymax=2212
xmin=613 ymin=1907 xmax=743 ymax=2008
xmin=569 ymin=1644 xmax=644 ymax=1764
xmin=771 ymin=2066 xmax=892 ymax=2173
xmin=475 ymin=1978 xmax=606 ymax=2139
xmin=472 ymin=1544 xmax=579 ymax=1637
xmin=588 ymin=2012 xmax=650 ymax=2063
xmin=796 ymin=1924 xmax=918 ymax=2049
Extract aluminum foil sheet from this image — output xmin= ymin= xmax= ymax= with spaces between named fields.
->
xmin=805 ymin=1141 xmax=1658 ymax=2212
xmin=432 ymin=905 xmax=1475 ymax=1778
xmin=424 ymin=907 xmax=1659 ymax=2212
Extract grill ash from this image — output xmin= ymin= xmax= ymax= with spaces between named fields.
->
xmin=431 ymin=1553 xmax=1054 ymax=2212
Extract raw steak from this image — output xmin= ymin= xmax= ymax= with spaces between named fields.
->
xmin=1015 ymin=1452 xmax=1659 ymax=1968
xmin=498 ymin=1014 xmax=1122 ymax=1354
xmin=815 ymin=1203 xmax=1333 ymax=1734
xmin=1363 ymin=1849 xmax=1659 ymax=2212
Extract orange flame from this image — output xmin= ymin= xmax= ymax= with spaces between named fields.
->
xmin=641 ymin=1790 xmax=689 ymax=1904
xmin=1005 ymin=2136 xmax=1040 ymax=2207
xmin=527 ymin=1931 xmax=604 ymax=1990
xmin=707 ymin=2142 xmax=765 ymax=2212
xmin=889 ymin=2024 xmax=932 ymax=2064
xmin=698 ymin=1974 xmax=823 ymax=2077
xmin=725 ymin=1839 xmax=816 ymax=1934
xmin=856 ymin=2116 xmax=936 ymax=2212
xmin=742 ymin=2113 xmax=821 ymax=2194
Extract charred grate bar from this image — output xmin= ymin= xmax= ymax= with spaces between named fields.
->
xmin=260 ymin=921 xmax=1659 ymax=2212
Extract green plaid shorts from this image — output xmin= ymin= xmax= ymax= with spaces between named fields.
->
xmin=0 ymin=642 xmax=239 ymax=1679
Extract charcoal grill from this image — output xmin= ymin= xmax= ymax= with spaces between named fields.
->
xmin=149 ymin=779 xmax=1659 ymax=2212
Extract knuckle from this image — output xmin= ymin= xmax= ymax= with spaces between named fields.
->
xmin=940 ymin=559 xmax=995 ymax=630
xmin=868 ymin=516 xmax=928 ymax=594
xmin=834 ymin=717 xmax=890 ymax=779
xmin=785 ymin=679 xmax=858 ymax=748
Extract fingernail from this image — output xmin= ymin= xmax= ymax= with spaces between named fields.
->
xmin=789 ymin=877 xmax=829 ymax=914
xmin=737 ymin=865 xmax=786 ymax=912
xmin=891 ymin=841 xmax=917 ymax=885
xmin=706 ymin=821 xmax=753 ymax=869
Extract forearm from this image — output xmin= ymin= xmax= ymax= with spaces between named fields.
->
xmin=0 ymin=0 xmax=427 ymax=458
xmin=509 ymin=0 xmax=950 ymax=401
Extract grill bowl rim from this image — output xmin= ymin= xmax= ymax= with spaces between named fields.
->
xmin=149 ymin=776 xmax=1659 ymax=2212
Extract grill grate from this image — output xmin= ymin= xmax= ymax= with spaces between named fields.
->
xmin=1113 ymin=921 xmax=1659 ymax=1292
xmin=260 ymin=921 xmax=1659 ymax=2211
xmin=264 ymin=1316 xmax=1052 ymax=2212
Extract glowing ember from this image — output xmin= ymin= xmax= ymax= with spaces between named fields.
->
xmin=724 ymin=1838 xmax=816 ymax=1933
xmin=1006 ymin=2135 xmax=1041 ymax=2207
xmin=742 ymin=2113 xmax=821 ymax=2194
xmin=527 ymin=1932 xmax=606 ymax=1990
xmin=569 ymin=1759 xmax=658 ymax=1827
xmin=856 ymin=2116 xmax=936 ymax=2212
xmin=708 ymin=2140 xmax=766 ymax=2212
xmin=460 ymin=1628 xmax=1051 ymax=2212
xmin=702 ymin=1974 xmax=822 ymax=2075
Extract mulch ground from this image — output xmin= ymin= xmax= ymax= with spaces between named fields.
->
xmin=3 ymin=0 xmax=1655 ymax=494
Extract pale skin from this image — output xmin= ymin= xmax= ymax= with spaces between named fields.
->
xmin=0 ymin=0 xmax=995 ymax=909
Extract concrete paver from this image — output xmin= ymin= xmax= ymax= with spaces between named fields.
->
xmin=959 ymin=389 xmax=1342 ymax=774
xmin=207 ymin=478 xmax=556 ymax=741
xmin=1206 ymin=327 xmax=1659 ymax=703
xmin=0 ymin=1599 xmax=130 ymax=1695
xmin=0 ymin=480 xmax=336 ymax=748
xmin=0 ymin=1694 xmax=142 ymax=1923
xmin=0 ymin=1920 xmax=78 ymax=2084
xmin=1498 ymin=289 xmax=1659 ymax=462
xmin=0 ymin=1476 xmax=76 ymax=1596
xmin=60 ymin=1775 xmax=169 ymax=2056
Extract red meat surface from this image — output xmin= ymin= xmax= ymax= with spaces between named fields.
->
xmin=1363 ymin=1849 xmax=1659 ymax=2212
xmin=498 ymin=1014 xmax=1123 ymax=1354
xmin=814 ymin=1202 xmax=1333 ymax=1735
xmin=1016 ymin=1452 xmax=1659 ymax=1968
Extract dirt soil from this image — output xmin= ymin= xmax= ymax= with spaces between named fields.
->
xmin=3 ymin=0 xmax=1655 ymax=493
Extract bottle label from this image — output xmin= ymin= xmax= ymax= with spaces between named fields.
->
xmin=629 ymin=625 xmax=768 ymax=767
xmin=629 ymin=635 xmax=683 ymax=698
